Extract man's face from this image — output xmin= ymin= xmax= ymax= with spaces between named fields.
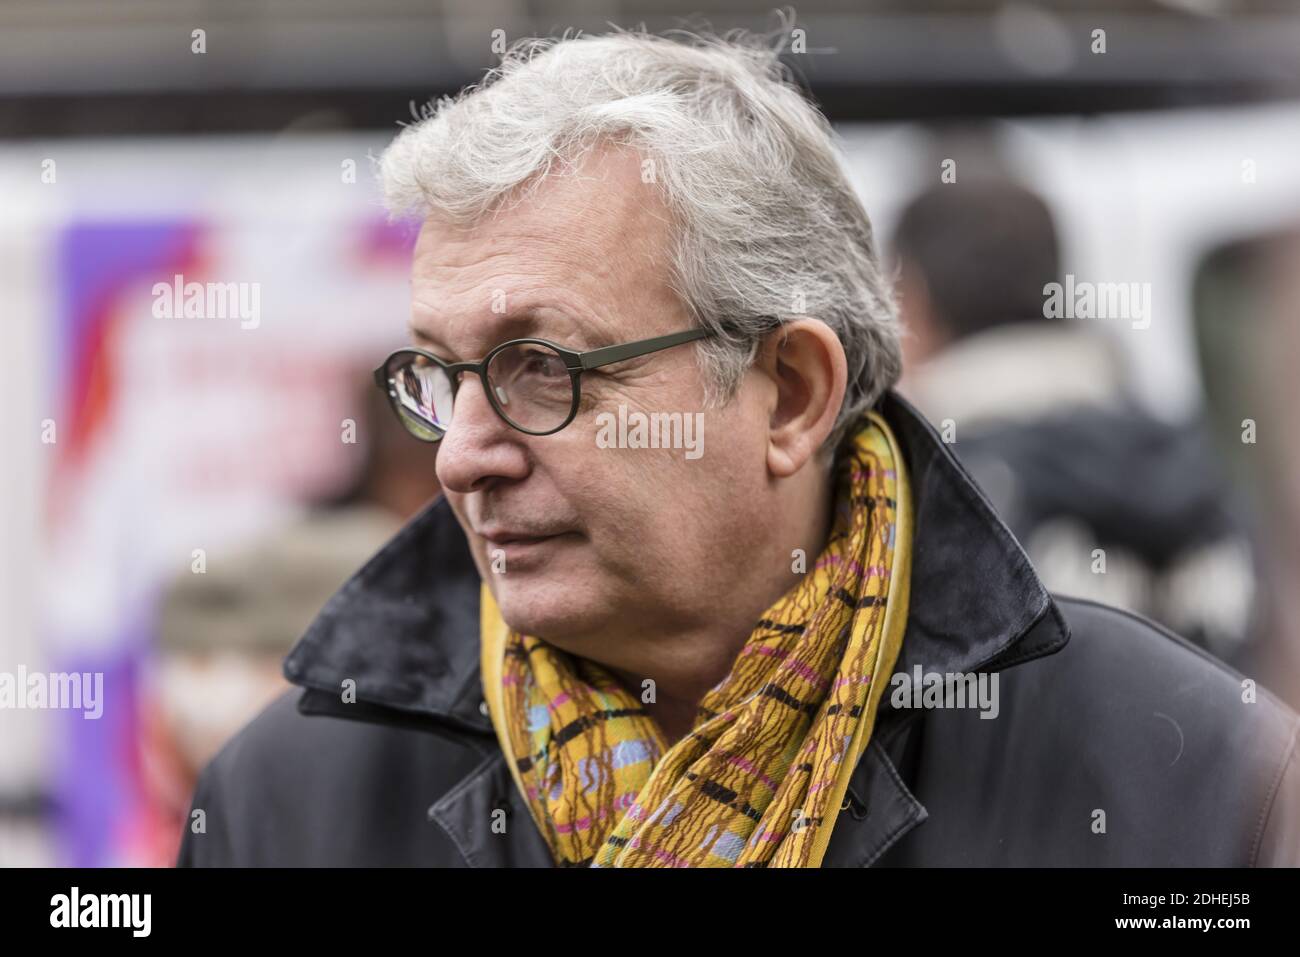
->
xmin=408 ymin=145 xmax=773 ymax=661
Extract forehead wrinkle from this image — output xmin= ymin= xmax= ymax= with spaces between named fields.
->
xmin=412 ymin=240 xmax=608 ymax=342
xmin=409 ymin=155 xmax=672 ymax=358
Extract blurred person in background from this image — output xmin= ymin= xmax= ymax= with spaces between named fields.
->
xmin=1254 ymin=232 xmax=1300 ymax=710
xmin=136 ymin=369 xmax=439 ymax=865
xmin=892 ymin=178 xmax=1264 ymax=679
xmin=1193 ymin=226 xmax=1300 ymax=712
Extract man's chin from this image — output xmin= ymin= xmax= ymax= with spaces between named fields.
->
xmin=487 ymin=575 xmax=591 ymax=640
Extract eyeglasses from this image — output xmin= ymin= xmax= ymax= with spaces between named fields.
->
xmin=373 ymin=327 xmax=716 ymax=442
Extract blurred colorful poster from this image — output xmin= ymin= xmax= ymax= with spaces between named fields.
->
xmin=39 ymin=169 xmax=415 ymax=865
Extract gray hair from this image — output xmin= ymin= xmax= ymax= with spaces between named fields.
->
xmin=378 ymin=26 xmax=902 ymax=455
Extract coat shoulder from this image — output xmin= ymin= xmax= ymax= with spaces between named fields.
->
xmin=1048 ymin=596 xmax=1299 ymax=864
xmin=1053 ymin=595 xmax=1297 ymax=736
xmin=176 ymin=688 xmax=492 ymax=866
xmin=889 ymin=595 xmax=1300 ymax=865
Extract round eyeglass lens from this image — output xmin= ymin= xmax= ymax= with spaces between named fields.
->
xmin=485 ymin=342 xmax=575 ymax=432
xmin=386 ymin=352 xmax=454 ymax=440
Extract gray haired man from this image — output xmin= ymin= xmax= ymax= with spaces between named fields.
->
xmin=179 ymin=29 xmax=1299 ymax=868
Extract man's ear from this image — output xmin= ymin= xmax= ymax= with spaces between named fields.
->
xmin=755 ymin=319 xmax=848 ymax=478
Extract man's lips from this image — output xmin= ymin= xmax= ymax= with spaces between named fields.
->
xmin=476 ymin=527 xmax=572 ymax=547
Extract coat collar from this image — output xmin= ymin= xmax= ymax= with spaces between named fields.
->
xmin=283 ymin=390 xmax=1070 ymax=865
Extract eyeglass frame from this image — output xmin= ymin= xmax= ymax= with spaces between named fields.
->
xmin=372 ymin=326 xmax=717 ymax=441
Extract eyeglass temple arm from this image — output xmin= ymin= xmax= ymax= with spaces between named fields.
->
xmin=578 ymin=327 xmax=713 ymax=371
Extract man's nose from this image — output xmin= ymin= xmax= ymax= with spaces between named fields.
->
xmin=434 ymin=374 xmax=530 ymax=494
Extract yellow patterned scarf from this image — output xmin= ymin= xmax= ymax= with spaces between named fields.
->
xmin=480 ymin=410 xmax=912 ymax=867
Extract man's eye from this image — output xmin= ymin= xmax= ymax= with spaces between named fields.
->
xmin=521 ymin=350 xmax=567 ymax=377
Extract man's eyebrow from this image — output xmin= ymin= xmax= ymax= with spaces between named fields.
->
xmin=407 ymin=324 xmax=446 ymax=350
xmin=402 ymin=326 xmax=454 ymax=363
xmin=407 ymin=309 xmax=608 ymax=356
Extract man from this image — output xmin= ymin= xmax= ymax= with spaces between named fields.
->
xmin=177 ymin=30 xmax=1299 ymax=867
xmin=892 ymin=178 xmax=1264 ymax=679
